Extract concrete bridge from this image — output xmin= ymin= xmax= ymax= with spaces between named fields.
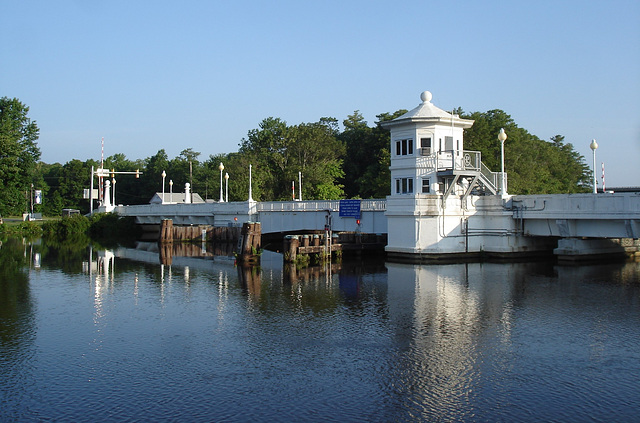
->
xmin=113 ymin=192 xmax=640 ymax=260
xmin=115 ymin=199 xmax=388 ymax=235
xmin=511 ymin=193 xmax=640 ymax=238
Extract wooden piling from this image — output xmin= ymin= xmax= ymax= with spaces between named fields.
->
xmin=284 ymin=235 xmax=299 ymax=262
xmin=236 ymin=222 xmax=262 ymax=264
xmin=159 ymin=219 xmax=173 ymax=243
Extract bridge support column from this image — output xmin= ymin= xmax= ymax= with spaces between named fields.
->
xmin=554 ymin=238 xmax=627 ymax=261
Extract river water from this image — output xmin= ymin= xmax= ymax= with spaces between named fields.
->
xmin=1 ymin=237 xmax=639 ymax=422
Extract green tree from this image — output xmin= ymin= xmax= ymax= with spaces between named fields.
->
xmin=57 ymin=159 xmax=91 ymax=213
xmin=239 ymin=117 xmax=290 ymax=200
xmin=103 ymin=154 xmax=145 ymax=205
xmin=288 ymin=120 xmax=345 ymax=200
xmin=40 ymin=162 xmax=65 ymax=215
xmin=340 ymin=109 xmax=406 ymax=198
xmin=169 ymin=148 xmax=201 ymax=196
xmin=239 ymin=117 xmax=345 ymax=200
xmin=203 ymin=152 xmax=254 ymax=202
xmin=0 ymin=98 xmax=41 ymax=215
xmin=462 ymin=110 xmax=590 ymax=194
xmin=140 ymin=149 xmax=170 ymax=202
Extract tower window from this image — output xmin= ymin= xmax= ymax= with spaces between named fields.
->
xmin=395 ymin=139 xmax=413 ymax=156
xmin=396 ymin=177 xmax=414 ymax=194
xmin=420 ymin=138 xmax=431 ymax=155
xmin=422 ymin=178 xmax=430 ymax=193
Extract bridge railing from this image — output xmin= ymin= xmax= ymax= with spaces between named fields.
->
xmin=416 ymin=150 xmax=488 ymax=173
xmin=257 ymin=199 xmax=386 ymax=212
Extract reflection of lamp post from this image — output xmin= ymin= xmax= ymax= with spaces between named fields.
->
xmin=169 ymin=179 xmax=173 ymax=203
xmin=590 ymin=139 xmax=598 ymax=194
xmin=161 ymin=170 xmax=166 ymax=204
xmin=218 ymin=162 xmax=225 ymax=202
xmin=498 ymin=128 xmax=507 ymax=195
xmin=225 ymin=172 xmax=229 ymax=202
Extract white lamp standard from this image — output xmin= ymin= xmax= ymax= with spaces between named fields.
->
xmin=112 ymin=177 xmax=116 ymax=206
xmin=225 ymin=172 xmax=229 ymax=202
xmin=248 ymin=164 xmax=253 ymax=201
xmin=590 ymin=139 xmax=598 ymax=194
xmin=498 ymin=128 xmax=507 ymax=195
xmin=169 ymin=179 xmax=173 ymax=203
xmin=218 ymin=162 xmax=225 ymax=202
xmin=161 ymin=170 xmax=166 ymax=204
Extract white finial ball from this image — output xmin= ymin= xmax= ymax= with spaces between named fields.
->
xmin=420 ymin=91 xmax=433 ymax=103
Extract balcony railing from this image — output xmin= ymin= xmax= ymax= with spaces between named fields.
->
xmin=415 ymin=150 xmax=504 ymax=193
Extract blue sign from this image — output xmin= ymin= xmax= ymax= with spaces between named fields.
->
xmin=339 ymin=199 xmax=361 ymax=218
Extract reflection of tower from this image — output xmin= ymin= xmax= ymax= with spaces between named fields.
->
xmin=96 ymin=249 xmax=115 ymax=282
xmin=93 ymin=249 xmax=115 ymax=326
xmin=385 ymin=262 xmax=517 ymax=420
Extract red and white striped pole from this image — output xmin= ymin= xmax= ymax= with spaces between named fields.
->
xmin=601 ymin=162 xmax=605 ymax=193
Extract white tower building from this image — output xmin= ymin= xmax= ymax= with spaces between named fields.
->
xmin=383 ymin=91 xmax=499 ymax=200
xmin=382 ymin=91 xmax=548 ymax=260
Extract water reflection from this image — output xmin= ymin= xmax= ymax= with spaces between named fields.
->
xmin=0 ymin=237 xmax=36 ymax=352
xmin=1 ymin=237 xmax=639 ymax=422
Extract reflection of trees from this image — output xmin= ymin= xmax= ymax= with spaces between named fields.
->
xmin=38 ymin=235 xmax=92 ymax=274
xmin=0 ymin=237 xmax=35 ymax=368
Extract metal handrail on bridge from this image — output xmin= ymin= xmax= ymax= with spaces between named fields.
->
xmin=256 ymin=199 xmax=386 ymax=213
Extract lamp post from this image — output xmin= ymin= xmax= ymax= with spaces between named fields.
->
xmin=161 ymin=170 xmax=166 ymax=204
xmin=225 ymin=172 xmax=229 ymax=202
xmin=248 ymin=164 xmax=253 ymax=201
xmin=590 ymin=139 xmax=598 ymax=194
xmin=169 ymin=179 xmax=173 ymax=203
xmin=498 ymin=128 xmax=507 ymax=195
xmin=218 ymin=162 xmax=225 ymax=202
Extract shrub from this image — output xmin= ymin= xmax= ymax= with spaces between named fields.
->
xmin=42 ymin=215 xmax=90 ymax=240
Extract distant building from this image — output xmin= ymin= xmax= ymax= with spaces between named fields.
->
xmin=149 ymin=192 xmax=205 ymax=204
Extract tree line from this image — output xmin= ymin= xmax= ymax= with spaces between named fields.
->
xmin=1 ymin=96 xmax=592 ymax=217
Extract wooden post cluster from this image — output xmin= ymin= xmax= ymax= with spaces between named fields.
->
xmin=158 ymin=219 xmax=241 ymax=244
xmin=159 ymin=219 xmax=173 ymax=243
xmin=282 ymin=231 xmax=387 ymax=263
xmin=236 ymin=222 xmax=262 ymax=264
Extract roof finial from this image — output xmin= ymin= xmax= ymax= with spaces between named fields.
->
xmin=420 ymin=91 xmax=432 ymax=103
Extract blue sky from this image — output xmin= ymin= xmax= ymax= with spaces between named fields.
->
xmin=2 ymin=0 xmax=639 ymax=187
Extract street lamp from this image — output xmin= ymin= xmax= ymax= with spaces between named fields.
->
xmin=498 ymin=128 xmax=507 ymax=195
xmin=169 ymin=179 xmax=173 ymax=203
xmin=248 ymin=164 xmax=253 ymax=201
xmin=218 ymin=162 xmax=225 ymax=202
xmin=161 ymin=170 xmax=166 ymax=204
xmin=225 ymin=172 xmax=229 ymax=202
xmin=590 ymin=139 xmax=598 ymax=194
xmin=112 ymin=178 xmax=116 ymax=206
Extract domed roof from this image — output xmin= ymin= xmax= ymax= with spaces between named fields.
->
xmin=398 ymin=91 xmax=453 ymax=119
xmin=383 ymin=91 xmax=473 ymax=128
